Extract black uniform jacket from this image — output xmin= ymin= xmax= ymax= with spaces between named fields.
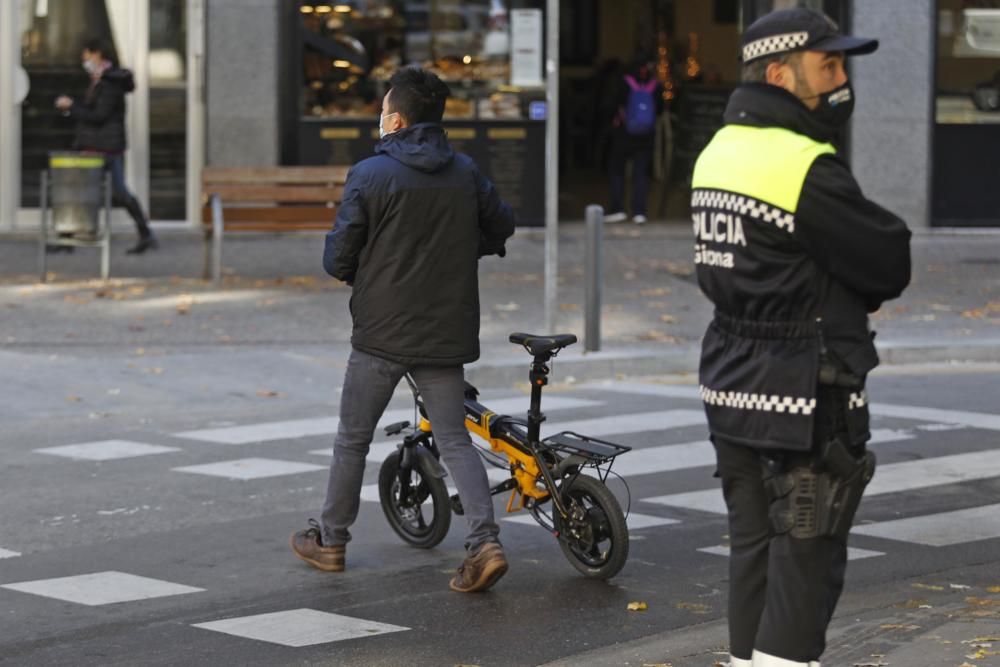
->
xmin=697 ymin=84 xmax=912 ymax=451
xmin=324 ymin=123 xmax=515 ymax=367
xmin=68 ymin=68 xmax=135 ymax=153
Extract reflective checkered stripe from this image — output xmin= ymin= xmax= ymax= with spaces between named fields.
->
xmin=742 ymin=31 xmax=809 ymax=62
xmin=692 ymin=188 xmax=796 ymax=234
xmin=848 ymin=390 xmax=868 ymax=410
xmin=700 ymin=385 xmax=816 ymax=415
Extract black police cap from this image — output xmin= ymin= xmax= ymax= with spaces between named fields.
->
xmin=741 ymin=8 xmax=878 ymax=63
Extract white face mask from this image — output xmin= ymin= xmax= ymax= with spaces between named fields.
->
xmin=379 ymin=111 xmax=398 ymax=139
xmin=83 ymin=59 xmax=101 ymax=75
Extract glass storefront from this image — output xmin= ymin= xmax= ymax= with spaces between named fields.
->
xmin=934 ymin=0 xmax=1000 ymax=226
xmin=287 ymin=0 xmax=548 ymax=224
xmin=149 ymin=0 xmax=187 ymax=220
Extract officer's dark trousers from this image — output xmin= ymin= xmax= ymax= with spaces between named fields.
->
xmin=715 ymin=384 xmax=868 ymax=663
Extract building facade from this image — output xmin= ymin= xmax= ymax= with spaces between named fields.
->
xmin=0 ymin=0 xmax=992 ymax=232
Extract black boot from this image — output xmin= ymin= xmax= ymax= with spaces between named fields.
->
xmin=126 ymin=235 xmax=159 ymax=255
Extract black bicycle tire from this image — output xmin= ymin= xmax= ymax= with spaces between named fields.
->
xmin=378 ymin=450 xmax=452 ymax=549
xmin=555 ymin=475 xmax=629 ymax=579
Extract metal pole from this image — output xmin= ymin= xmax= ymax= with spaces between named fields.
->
xmin=544 ymin=0 xmax=559 ymax=333
xmin=101 ymin=171 xmax=111 ymax=281
xmin=38 ymin=171 xmax=48 ymax=283
xmin=185 ymin=0 xmax=206 ymax=229
xmin=584 ymin=204 xmax=603 ymax=352
xmin=0 ymin=0 xmax=22 ymax=232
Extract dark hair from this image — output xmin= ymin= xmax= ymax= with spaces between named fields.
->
xmin=83 ymin=37 xmax=116 ymax=65
xmin=741 ymin=52 xmax=799 ymax=83
xmin=387 ymin=67 xmax=451 ymax=125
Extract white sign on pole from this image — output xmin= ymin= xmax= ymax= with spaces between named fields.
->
xmin=510 ymin=9 xmax=543 ymax=87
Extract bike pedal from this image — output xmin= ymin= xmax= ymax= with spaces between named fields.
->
xmin=449 ymin=494 xmax=465 ymax=516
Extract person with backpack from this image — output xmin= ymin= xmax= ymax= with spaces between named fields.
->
xmin=606 ymin=56 xmax=664 ymax=225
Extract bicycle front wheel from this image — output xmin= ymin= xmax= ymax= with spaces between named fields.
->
xmin=378 ymin=450 xmax=451 ymax=549
xmin=554 ymin=475 xmax=629 ymax=579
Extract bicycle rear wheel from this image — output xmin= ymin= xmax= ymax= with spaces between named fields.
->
xmin=554 ymin=475 xmax=629 ymax=579
xmin=378 ymin=450 xmax=451 ymax=548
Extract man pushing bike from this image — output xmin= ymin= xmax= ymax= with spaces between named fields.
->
xmin=290 ymin=67 xmax=515 ymax=593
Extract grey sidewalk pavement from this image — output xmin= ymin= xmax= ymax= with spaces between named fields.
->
xmin=539 ymin=559 xmax=1000 ymax=666
xmin=1 ymin=222 xmax=999 ymax=387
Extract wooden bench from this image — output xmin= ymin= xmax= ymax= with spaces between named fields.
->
xmin=201 ymin=166 xmax=349 ymax=283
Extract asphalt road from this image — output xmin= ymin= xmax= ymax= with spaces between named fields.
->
xmin=2 ymin=365 xmax=1000 ymax=666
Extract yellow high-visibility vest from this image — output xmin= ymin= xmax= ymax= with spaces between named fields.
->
xmin=692 ymin=125 xmax=835 ymax=217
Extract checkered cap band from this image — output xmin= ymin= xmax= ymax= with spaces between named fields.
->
xmin=692 ymin=189 xmax=796 ymax=234
xmin=742 ymin=31 xmax=809 ymax=62
xmin=700 ymin=385 xmax=816 ymax=416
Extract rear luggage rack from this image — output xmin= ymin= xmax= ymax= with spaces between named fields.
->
xmin=541 ymin=431 xmax=631 ymax=464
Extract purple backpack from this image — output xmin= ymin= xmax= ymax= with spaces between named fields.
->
xmin=623 ymin=75 xmax=657 ymax=135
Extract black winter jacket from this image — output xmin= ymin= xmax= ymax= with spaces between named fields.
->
xmin=68 ymin=68 xmax=135 ymax=153
xmin=694 ymin=84 xmax=912 ymax=451
xmin=323 ymin=123 xmax=515 ymax=366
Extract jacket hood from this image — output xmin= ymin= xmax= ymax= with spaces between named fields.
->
xmin=375 ymin=123 xmax=454 ymax=173
xmin=102 ymin=68 xmax=135 ymax=93
xmin=724 ymin=83 xmax=837 ymax=144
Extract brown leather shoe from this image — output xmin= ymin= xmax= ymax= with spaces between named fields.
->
xmin=449 ymin=542 xmax=508 ymax=593
xmin=290 ymin=519 xmax=345 ymax=572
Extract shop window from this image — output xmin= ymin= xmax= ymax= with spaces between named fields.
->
xmin=296 ymin=0 xmax=545 ymax=122
xmin=17 ymin=0 xmax=119 ymax=206
xmin=934 ymin=0 xmax=1000 ymax=225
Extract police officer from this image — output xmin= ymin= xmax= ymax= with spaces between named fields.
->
xmin=690 ymin=9 xmax=911 ymax=667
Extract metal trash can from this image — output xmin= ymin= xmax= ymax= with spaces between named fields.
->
xmin=48 ymin=152 xmax=106 ymax=240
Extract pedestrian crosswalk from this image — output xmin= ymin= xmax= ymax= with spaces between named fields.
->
xmin=7 ymin=378 xmax=1000 ymax=653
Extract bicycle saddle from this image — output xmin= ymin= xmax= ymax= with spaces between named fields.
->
xmin=509 ymin=332 xmax=578 ymax=357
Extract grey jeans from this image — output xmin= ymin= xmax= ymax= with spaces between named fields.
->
xmin=321 ymin=349 xmax=500 ymax=552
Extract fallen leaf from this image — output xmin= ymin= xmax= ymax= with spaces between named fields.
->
xmin=913 ymin=583 xmax=945 ymax=591
xmin=951 ymin=584 xmax=972 ymax=590
xmin=256 ymin=390 xmax=280 ymax=398
xmin=659 ymin=314 xmax=678 ymax=324
xmin=640 ymin=287 xmax=671 ymax=297
xmin=880 ymin=624 xmax=921 ymax=631
xmin=637 ymin=330 xmax=680 ymax=343
xmin=494 ymin=302 xmax=520 ymax=312
xmin=987 ymin=586 xmax=1000 ymax=593
xmin=966 ymin=597 xmax=1000 ymax=607
xmin=559 ymin=303 xmax=580 ymax=311
xmin=145 ymin=367 xmax=164 ymax=375
xmin=896 ymin=598 xmax=928 ymax=609
xmin=66 ymin=395 xmax=82 ymax=402
xmin=627 ymin=601 xmax=648 ymax=611
xmin=675 ymin=601 xmax=710 ymax=614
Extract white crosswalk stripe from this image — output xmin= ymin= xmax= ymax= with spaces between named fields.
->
xmin=643 ymin=447 xmax=1000 ymax=515
xmin=192 ymin=608 xmax=408 ymax=646
xmin=853 ymin=503 xmax=1000 ymax=546
xmin=176 ymin=396 xmax=600 ymax=444
xmin=697 ymin=545 xmax=885 ymax=560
